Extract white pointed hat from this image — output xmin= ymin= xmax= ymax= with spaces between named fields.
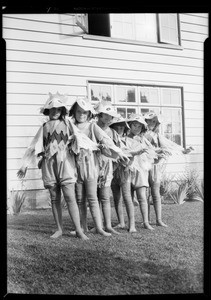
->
xmin=40 ymin=92 xmax=69 ymax=115
xmin=126 ymin=113 xmax=148 ymax=128
xmin=94 ymin=100 xmax=119 ymax=118
xmin=144 ymin=111 xmax=162 ymax=124
xmin=69 ymin=96 xmax=95 ymax=115
xmin=109 ymin=115 xmax=129 ymax=129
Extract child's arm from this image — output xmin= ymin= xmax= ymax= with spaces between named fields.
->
xmin=129 ymin=148 xmax=149 ymax=157
xmin=158 ymin=134 xmax=194 ymax=155
xmin=93 ymin=123 xmax=129 ymax=163
xmin=67 ymin=119 xmax=99 ymax=154
xmin=17 ymin=126 xmax=44 ymax=179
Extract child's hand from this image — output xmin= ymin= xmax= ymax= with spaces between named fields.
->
xmin=97 ymin=143 xmax=105 ymax=150
xmin=156 ymin=153 xmax=167 ymax=161
xmin=17 ymin=167 xmax=27 ymax=179
xmin=136 ymin=148 xmax=148 ymax=155
xmin=118 ymin=153 xmax=130 ymax=165
xmin=141 ymin=148 xmax=149 ymax=154
xmin=183 ymin=146 xmax=194 ymax=154
xmin=156 ymin=148 xmax=171 ymax=156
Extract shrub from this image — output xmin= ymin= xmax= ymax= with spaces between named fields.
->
xmin=194 ymin=179 xmax=204 ymax=201
xmin=7 ymin=188 xmax=26 ymax=215
xmin=169 ymin=180 xmax=188 ymax=205
xmin=160 ymin=173 xmax=176 ymax=202
xmin=160 ymin=168 xmax=204 ymax=205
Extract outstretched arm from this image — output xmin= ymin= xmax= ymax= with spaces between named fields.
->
xmin=158 ymin=134 xmax=194 ymax=155
xmin=93 ymin=123 xmax=129 ymax=163
xmin=17 ymin=125 xmax=44 ymax=178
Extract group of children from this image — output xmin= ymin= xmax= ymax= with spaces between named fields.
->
xmin=17 ymin=92 xmax=192 ymax=240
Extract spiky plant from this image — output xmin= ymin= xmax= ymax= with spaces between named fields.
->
xmin=8 ymin=189 xmax=26 ymax=215
xmin=169 ymin=180 xmax=188 ymax=205
xmin=194 ymin=180 xmax=204 ymax=202
xmin=160 ymin=173 xmax=176 ymax=201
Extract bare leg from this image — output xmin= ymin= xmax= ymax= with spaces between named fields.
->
xmin=121 ymin=182 xmax=137 ymax=233
xmin=151 ymin=181 xmax=168 ymax=227
xmin=136 ymin=187 xmax=154 ymax=230
xmin=75 ymin=182 xmax=89 ymax=233
xmin=147 ymin=188 xmax=151 ymax=223
xmin=85 ymin=180 xmax=111 ymax=237
xmin=62 ymin=183 xmax=89 ymax=240
xmin=49 ymin=185 xmax=63 ymax=238
xmin=111 ymin=182 xmax=126 ymax=228
xmin=98 ymin=186 xmax=120 ymax=234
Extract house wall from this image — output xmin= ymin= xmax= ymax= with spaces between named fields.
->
xmin=4 ymin=13 xmax=207 ymax=208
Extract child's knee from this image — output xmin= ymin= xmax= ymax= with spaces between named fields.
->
xmin=62 ymin=183 xmax=76 ymax=204
xmin=98 ymin=187 xmax=110 ymax=204
xmin=50 ymin=192 xmax=61 ymax=205
xmin=48 ymin=185 xmax=61 ymax=204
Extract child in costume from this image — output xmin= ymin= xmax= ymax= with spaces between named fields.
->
xmin=69 ymin=97 xmax=129 ymax=236
xmin=109 ymin=116 xmax=130 ymax=229
xmin=94 ymin=101 xmax=127 ymax=234
xmin=17 ymin=92 xmax=97 ymax=240
xmin=144 ymin=111 xmax=193 ymax=226
xmin=125 ymin=113 xmax=158 ymax=230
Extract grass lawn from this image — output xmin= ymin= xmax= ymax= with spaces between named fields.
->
xmin=7 ymin=200 xmax=204 ymax=295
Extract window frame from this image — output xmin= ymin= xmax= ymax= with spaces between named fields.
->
xmin=88 ymin=81 xmax=185 ymax=147
xmin=157 ymin=13 xmax=181 ymax=46
xmin=82 ymin=13 xmax=181 ymax=47
xmin=113 ymin=84 xmax=138 ymax=106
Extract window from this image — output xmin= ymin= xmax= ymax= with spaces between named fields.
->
xmin=77 ymin=13 xmax=180 ymax=46
xmin=110 ymin=14 xmax=157 ymax=43
xmin=89 ymin=82 xmax=184 ymax=146
xmin=90 ymin=84 xmax=113 ymax=102
xmin=158 ymin=14 xmax=180 ymax=45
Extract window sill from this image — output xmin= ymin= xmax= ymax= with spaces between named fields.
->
xmin=82 ymin=34 xmax=183 ymax=50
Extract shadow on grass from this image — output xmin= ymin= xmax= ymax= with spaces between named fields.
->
xmin=8 ymin=245 xmax=202 ymax=295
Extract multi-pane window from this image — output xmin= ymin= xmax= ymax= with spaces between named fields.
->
xmin=77 ymin=13 xmax=180 ymax=46
xmin=158 ymin=14 xmax=180 ymax=45
xmin=110 ymin=14 xmax=158 ymax=43
xmin=89 ymin=82 xmax=184 ymax=146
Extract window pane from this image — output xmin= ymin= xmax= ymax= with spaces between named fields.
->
xmin=116 ymin=86 xmax=136 ymax=103
xmin=159 ymin=14 xmax=179 ymax=45
xmin=162 ymin=88 xmax=181 ymax=105
xmin=134 ymin=14 xmax=157 ymax=42
xmin=140 ymin=87 xmax=159 ymax=104
xmin=110 ymin=14 xmax=135 ymax=40
xmin=162 ymin=108 xmax=182 ymax=145
xmin=110 ymin=13 xmax=157 ymax=42
xmin=140 ymin=107 xmax=160 ymax=115
xmin=91 ymin=85 xmax=112 ymax=102
xmin=117 ymin=107 xmax=126 ymax=117
xmin=127 ymin=108 xmax=136 ymax=117
xmin=117 ymin=107 xmax=136 ymax=118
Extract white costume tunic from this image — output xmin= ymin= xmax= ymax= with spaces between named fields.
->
xmin=115 ymin=135 xmax=157 ymax=189
xmin=20 ymin=118 xmax=98 ymax=188
xmin=75 ymin=122 xmax=124 ymax=185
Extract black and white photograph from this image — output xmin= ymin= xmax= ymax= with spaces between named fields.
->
xmin=3 ymin=6 xmax=208 ymax=296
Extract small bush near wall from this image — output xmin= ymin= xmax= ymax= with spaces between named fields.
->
xmin=160 ymin=168 xmax=204 ymax=205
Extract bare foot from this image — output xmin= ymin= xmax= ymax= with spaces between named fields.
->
xmin=133 ymin=199 xmax=139 ymax=206
xmin=143 ymin=223 xmax=155 ymax=230
xmin=89 ymin=227 xmax=97 ymax=233
xmin=128 ymin=227 xmax=137 ymax=233
xmin=50 ymin=230 xmax=62 ymax=239
xmin=156 ymin=221 xmax=168 ymax=227
xmin=69 ymin=230 xmax=76 ymax=236
xmin=96 ymin=229 xmax=112 ymax=237
xmin=105 ymin=227 xmax=120 ymax=234
xmin=76 ymin=231 xmax=89 ymax=240
xmin=114 ymin=224 xmax=126 ymax=229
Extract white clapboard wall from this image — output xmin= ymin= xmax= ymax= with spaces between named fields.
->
xmin=4 ymin=13 xmax=206 ymax=207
